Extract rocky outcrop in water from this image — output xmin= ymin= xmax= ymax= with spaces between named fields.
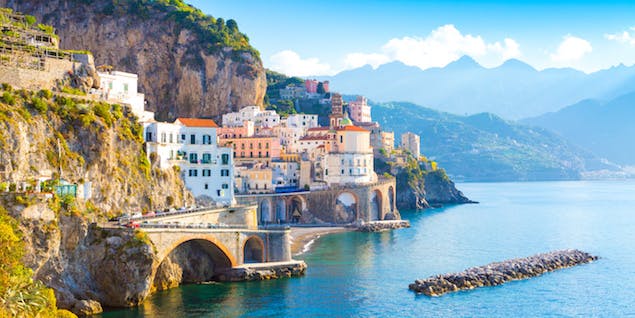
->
xmin=409 ymin=249 xmax=598 ymax=296
xmin=220 ymin=262 xmax=307 ymax=282
xmin=2 ymin=0 xmax=266 ymax=120
xmin=375 ymin=155 xmax=472 ymax=210
xmin=357 ymin=220 xmax=410 ymax=232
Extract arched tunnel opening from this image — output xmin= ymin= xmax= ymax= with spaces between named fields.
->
xmin=153 ymin=239 xmax=232 ymax=291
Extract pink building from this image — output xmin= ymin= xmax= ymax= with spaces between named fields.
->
xmin=305 ymin=79 xmax=318 ymax=94
xmin=349 ymin=95 xmax=371 ymax=123
xmin=216 ymin=121 xmax=255 ymax=138
xmin=219 ymin=136 xmax=281 ymax=162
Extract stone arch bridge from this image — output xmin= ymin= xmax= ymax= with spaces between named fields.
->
xmin=236 ymin=177 xmax=398 ymax=224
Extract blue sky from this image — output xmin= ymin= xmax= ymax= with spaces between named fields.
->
xmin=187 ymin=1 xmax=635 ymax=76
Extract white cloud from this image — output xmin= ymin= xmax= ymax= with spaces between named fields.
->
xmin=550 ymin=35 xmax=592 ymax=63
xmin=269 ymin=50 xmax=334 ymax=77
xmin=341 ymin=24 xmax=521 ymax=71
xmin=488 ymin=38 xmax=521 ymax=61
xmin=605 ymin=27 xmax=635 ymax=46
xmin=344 ymin=53 xmax=391 ymax=69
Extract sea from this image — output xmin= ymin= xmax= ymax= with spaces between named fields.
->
xmin=101 ymin=180 xmax=635 ymax=317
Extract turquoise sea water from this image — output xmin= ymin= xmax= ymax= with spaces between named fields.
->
xmin=102 ymin=181 xmax=635 ymax=317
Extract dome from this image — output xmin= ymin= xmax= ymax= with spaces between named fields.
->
xmin=340 ymin=117 xmax=353 ymax=126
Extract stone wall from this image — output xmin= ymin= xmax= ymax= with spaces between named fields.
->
xmin=146 ymin=206 xmax=258 ymax=230
xmin=0 ymin=58 xmax=78 ymax=90
xmin=237 ymin=178 xmax=400 ymax=225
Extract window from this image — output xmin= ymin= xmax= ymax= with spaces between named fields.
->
xmin=203 ymin=134 xmax=212 ymax=144
xmin=190 ymin=134 xmax=196 ymax=144
xmin=161 ymin=133 xmax=166 ymax=143
xmin=258 ymin=152 xmax=262 ymax=158
xmin=250 ymin=152 xmax=253 ymax=158
xmin=188 ymin=169 xmax=198 ymax=177
xmin=145 ymin=132 xmax=152 ymax=142
xmin=181 ymin=134 xmax=185 ymax=141
xmin=108 ymin=82 xmax=113 ymax=90
xmin=123 ymin=83 xmax=129 ymax=93
xmin=325 ymin=169 xmax=328 ymax=176
xmin=203 ymin=169 xmax=211 ymax=177
xmin=341 ymin=169 xmax=344 ymax=175
xmin=217 ymin=190 xmax=222 ymax=196
xmin=340 ymin=136 xmax=343 ymax=143
xmin=222 ymin=183 xmax=229 ymax=189
xmin=221 ymin=169 xmax=230 ymax=177
xmin=204 ymin=183 xmax=208 ymax=190
xmin=189 ymin=153 xmax=198 ymax=164
xmin=169 ymin=134 xmax=173 ymax=143
xmin=258 ymin=142 xmax=262 ymax=149
xmin=250 ymin=143 xmax=254 ymax=149
xmin=266 ymin=142 xmax=269 ymax=149
xmin=241 ymin=144 xmax=245 ymax=150
xmin=349 ymin=169 xmax=352 ymax=175
xmin=169 ymin=150 xmax=174 ymax=159
xmin=221 ymin=154 xmax=229 ymax=165
xmin=266 ymin=151 xmax=269 ymax=157
xmin=202 ymin=153 xmax=211 ymax=163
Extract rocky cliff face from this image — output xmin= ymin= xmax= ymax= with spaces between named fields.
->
xmin=375 ymin=156 xmax=472 ymax=210
xmin=1 ymin=0 xmax=266 ymax=120
xmin=0 ymin=88 xmax=194 ymax=314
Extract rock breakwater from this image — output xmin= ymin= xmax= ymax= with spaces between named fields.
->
xmin=358 ymin=220 xmax=411 ymax=232
xmin=409 ymin=249 xmax=598 ymax=296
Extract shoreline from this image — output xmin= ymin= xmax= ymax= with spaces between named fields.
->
xmin=290 ymin=227 xmax=352 ymax=256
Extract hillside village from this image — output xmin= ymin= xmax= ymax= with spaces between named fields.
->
xmin=0 ymin=8 xmax=468 ymax=316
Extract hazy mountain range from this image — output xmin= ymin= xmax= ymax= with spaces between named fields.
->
xmin=324 ymin=57 xmax=635 ymax=120
xmin=370 ymin=101 xmax=615 ymax=182
xmin=525 ymin=91 xmax=635 ymax=166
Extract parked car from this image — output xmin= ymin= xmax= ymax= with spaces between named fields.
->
xmin=126 ymin=221 xmax=140 ymax=229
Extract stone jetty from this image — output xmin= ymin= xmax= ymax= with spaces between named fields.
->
xmin=357 ymin=220 xmax=411 ymax=232
xmin=409 ymin=249 xmax=598 ymax=296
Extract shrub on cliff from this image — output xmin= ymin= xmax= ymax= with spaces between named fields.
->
xmin=0 ymin=207 xmax=72 ymax=317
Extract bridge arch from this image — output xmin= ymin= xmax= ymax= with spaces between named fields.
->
xmin=259 ymin=198 xmax=273 ymax=224
xmin=243 ymin=235 xmax=265 ymax=263
xmin=287 ymin=195 xmax=306 ymax=223
xmin=160 ymin=235 xmax=237 ymax=267
xmin=275 ymin=198 xmax=286 ymax=223
xmin=335 ymin=191 xmax=358 ymax=223
xmin=388 ymin=186 xmax=395 ymax=213
xmin=370 ymin=189 xmax=383 ymax=220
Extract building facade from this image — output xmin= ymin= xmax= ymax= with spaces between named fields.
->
xmin=222 ymin=106 xmax=280 ymax=128
xmin=349 ymin=95 xmax=372 ymax=123
xmin=401 ymin=132 xmax=421 ymax=157
xmin=144 ymin=118 xmax=234 ymax=204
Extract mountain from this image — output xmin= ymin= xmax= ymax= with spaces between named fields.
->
xmin=324 ymin=57 xmax=635 ymax=120
xmin=371 ymin=101 xmax=613 ymax=181
xmin=525 ymin=91 xmax=635 ymax=165
xmin=3 ymin=0 xmax=266 ymax=121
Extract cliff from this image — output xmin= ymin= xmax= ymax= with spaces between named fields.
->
xmin=0 ymin=86 xmax=194 ymax=315
xmin=1 ymin=0 xmax=266 ymax=121
xmin=375 ymin=154 xmax=472 ymax=210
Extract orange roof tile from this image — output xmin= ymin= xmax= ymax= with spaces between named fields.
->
xmin=337 ymin=125 xmax=369 ymax=132
xmin=176 ymin=118 xmax=219 ymax=128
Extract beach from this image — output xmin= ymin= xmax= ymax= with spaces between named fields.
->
xmin=290 ymin=227 xmax=352 ymax=255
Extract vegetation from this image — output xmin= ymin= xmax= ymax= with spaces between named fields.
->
xmin=96 ymin=0 xmax=258 ymax=60
xmin=0 ymin=206 xmax=72 ymax=317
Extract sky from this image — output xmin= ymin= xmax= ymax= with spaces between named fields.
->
xmin=187 ymin=0 xmax=635 ymax=77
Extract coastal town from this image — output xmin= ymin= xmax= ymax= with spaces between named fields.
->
xmin=0 ymin=8 xmax=433 ymax=316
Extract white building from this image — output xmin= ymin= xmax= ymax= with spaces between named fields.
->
xmin=96 ymin=71 xmax=154 ymax=122
xmin=285 ymin=113 xmax=319 ymax=129
xmin=222 ymin=106 xmax=280 ymax=128
xmin=323 ymin=122 xmax=376 ymax=185
xmin=144 ymin=118 xmax=234 ymax=204
xmin=348 ymin=96 xmax=371 ymax=123
xmin=401 ymin=132 xmax=420 ymax=157
xmin=272 ymin=160 xmax=300 ymax=189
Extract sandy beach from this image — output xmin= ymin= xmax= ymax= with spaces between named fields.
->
xmin=290 ymin=227 xmax=353 ymax=255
